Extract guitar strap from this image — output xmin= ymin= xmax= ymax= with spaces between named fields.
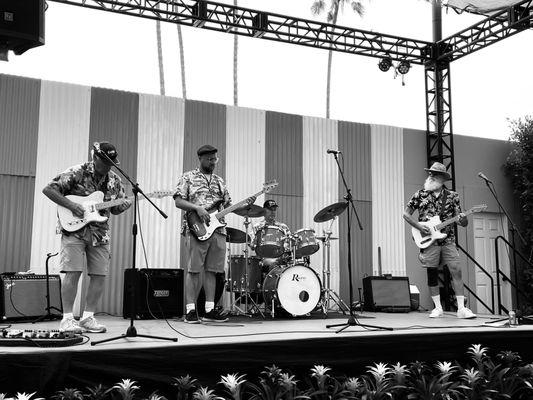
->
xmin=439 ymin=188 xmax=448 ymax=220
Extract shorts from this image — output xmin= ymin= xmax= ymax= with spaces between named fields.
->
xmin=185 ymin=232 xmax=226 ymax=273
xmin=418 ymin=243 xmax=460 ymax=269
xmin=59 ymin=231 xmax=111 ymax=276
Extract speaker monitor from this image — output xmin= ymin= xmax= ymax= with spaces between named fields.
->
xmin=123 ymin=268 xmax=184 ymax=319
xmin=0 ymin=274 xmax=62 ymax=320
xmin=363 ymin=276 xmax=411 ymax=312
xmin=0 ymin=0 xmax=45 ymax=56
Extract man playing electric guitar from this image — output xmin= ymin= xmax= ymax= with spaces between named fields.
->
xmin=174 ymin=145 xmax=256 ymax=324
xmin=43 ymin=142 xmax=131 ymax=333
xmin=403 ymin=162 xmax=476 ymax=319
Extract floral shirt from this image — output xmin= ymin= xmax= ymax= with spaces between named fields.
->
xmin=406 ymin=188 xmax=462 ymax=245
xmin=46 ymin=161 xmax=126 ymax=246
xmin=173 ymin=168 xmax=231 ymax=235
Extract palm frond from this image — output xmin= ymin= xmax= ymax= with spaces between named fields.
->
xmin=310 ymin=0 xmax=326 ymax=15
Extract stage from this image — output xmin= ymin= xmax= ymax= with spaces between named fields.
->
xmin=1 ymin=311 xmax=532 ymax=396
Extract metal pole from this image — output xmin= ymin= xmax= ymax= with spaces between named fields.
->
xmin=432 ymin=0 xmax=444 ymax=163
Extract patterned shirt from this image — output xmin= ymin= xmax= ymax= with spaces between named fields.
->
xmin=406 ymin=188 xmax=462 ymax=244
xmin=46 ymin=161 xmax=126 ymax=246
xmin=173 ymin=168 xmax=231 ymax=235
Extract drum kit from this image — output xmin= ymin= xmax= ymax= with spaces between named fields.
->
xmin=225 ymin=202 xmax=350 ymax=318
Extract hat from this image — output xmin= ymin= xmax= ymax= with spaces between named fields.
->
xmin=96 ymin=141 xmax=120 ymax=165
xmin=424 ymin=162 xmax=451 ymax=180
xmin=263 ymin=200 xmax=278 ymax=210
xmin=197 ymin=145 xmax=218 ymax=157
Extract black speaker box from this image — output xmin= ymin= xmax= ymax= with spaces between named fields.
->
xmin=0 ymin=274 xmax=62 ymax=320
xmin=123 ymin=268 xmax=184 ymax=319
xmin=363 ymin=276 xmax=411 ymax=312
xmin=0 ymin=0 xmax=45 ymax=55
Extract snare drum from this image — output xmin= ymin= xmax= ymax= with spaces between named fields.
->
xmin=227 ymin=256 xmax=262 ymax=293
xmin=262 ymin=263 xmax=322 ymax=316
xmin=255 ymin=226 xmax=286 ymax=258
xmin=294 ymin=228 xmax=319 ymax=258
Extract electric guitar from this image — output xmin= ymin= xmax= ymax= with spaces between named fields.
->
xmin=186 ymin=180 xmax=278 ymax=241
xmin=58 ymin=190 xmax=173 ymax=232
xmin=411 ymin=204 xmax=487 ymax=249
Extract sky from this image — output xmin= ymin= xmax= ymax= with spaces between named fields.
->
xmin=1 ymin=0 xmax=532 ymax=140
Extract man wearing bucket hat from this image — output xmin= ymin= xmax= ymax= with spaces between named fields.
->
xmin=403 ymin=162 xmax=476 ymax=319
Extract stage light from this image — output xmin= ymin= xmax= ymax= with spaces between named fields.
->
xmin=378 ymin=57 xmax=392 ymax=72
xmin=397 ymin=60 xmax=411 ymax=75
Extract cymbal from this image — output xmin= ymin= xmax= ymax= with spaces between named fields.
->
xmin=233 ymin=204 xmax=265 ymax=218
xmin=225 ymin=227 xmax=250 ymax=244
xmin=316 ymin=236 xmax=339 ymax=241
xmin=313 ymin=202 xmax=347 ymax=223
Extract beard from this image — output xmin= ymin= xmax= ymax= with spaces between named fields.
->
xmin=424 ymin=176 xmax=443 ymax=192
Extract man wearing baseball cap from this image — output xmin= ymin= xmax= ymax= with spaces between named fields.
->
xmin=403 ymin=162 xmax=475 ymax=319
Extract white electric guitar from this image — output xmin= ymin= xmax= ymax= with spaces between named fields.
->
xmin=412 ymin=204 xmax=487 ymax=249
xmin=58 ymin=190 xmax=173 ymax=232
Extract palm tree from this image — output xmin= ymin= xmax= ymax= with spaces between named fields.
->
xmin=311 ymin=0 xmax=365 ymax=119
xmin=156 ymin=20 xmax=165 ymax=96
xmin=177 ymin=24 xmax=187 ymax=99
xmin=233 ymin=0 xmax=239 ymax=106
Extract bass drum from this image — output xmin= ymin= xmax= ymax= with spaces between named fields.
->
xmin=262 ymin=264 xmax=322 ymax=316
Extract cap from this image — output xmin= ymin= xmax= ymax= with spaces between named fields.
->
xmin=263 ymin=200 xmax=278 ymax=210
xmin=197 ymin=145 xmax=218 ymax=157
xmin=95 ymin=141 xmax=120 ymax=165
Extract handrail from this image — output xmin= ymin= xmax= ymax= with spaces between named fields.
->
xmin=456 ymin=243 xmax=495 ymax=314
xmin=494 ymin=235 xmax=533 ymax=314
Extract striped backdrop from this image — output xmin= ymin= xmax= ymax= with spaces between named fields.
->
xmin=0 ymin=74 xmax=408 ymax=315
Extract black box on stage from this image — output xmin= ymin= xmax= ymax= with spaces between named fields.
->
xmin=0 ymin=0 xmax=45 ymax=55
xmin=0 ymin=274 xmax=62 ymax=320
xmin=363 ymin=276 xmax=411 ymax=312
xmin=123 ymin=268 xmax=184 ymax=319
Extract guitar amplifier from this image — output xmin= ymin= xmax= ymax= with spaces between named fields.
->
xmin=0 ymin=274 xmax=62 ymax=320
xmin=123 ymin=268 xmax=184 ymax=319
xmin=363 ymin=276 xmax=411 ymax=312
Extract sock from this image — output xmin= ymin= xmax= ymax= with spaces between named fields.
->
xmin=82 ymin=311 xmax=94 ymax=320
xmin=205 ymin=301 xmax=215 ymax=313
xmin=62 ymin=312 xmax=74 ymax=321
xmin=186 ymin=303 xmax=195 ymax=313
xmin=431 ymin=295 xmax=442 ymax=310
xmin=456 ymin=295 xmax=465 ymax=310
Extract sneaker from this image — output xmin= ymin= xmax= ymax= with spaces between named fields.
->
xmin=429 ymin=307 xmax=444 ymax=318
xmin=184 ymin=309 xmax=200 ymax=324
xmin=79 ymin=316 xmax=107 ymax=333
xmin=59 ymin=317 xmax=83 ymax=333
xmin=457 ymin=307 xmax=476 ymax=319
xmin=202 ymin=309 xmax=229 ymax=323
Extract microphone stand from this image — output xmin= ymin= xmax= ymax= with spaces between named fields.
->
xmin=326 ymin=152 xmax=392 ymax=333
xmin=92 ymin=150 xmax=177 ymax=346
xmin=33 ymin=252 xmax=62 ymax=323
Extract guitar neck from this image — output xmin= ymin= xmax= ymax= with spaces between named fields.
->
xmin=436 ymin=208 xmax=475 ymax=230
xmin=95 ymin=197 xmax=131 ymax=211
xmin=215 ymin=189 xmax=266 ymax=219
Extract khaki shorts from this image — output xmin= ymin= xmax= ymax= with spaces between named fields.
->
xmin=185 ymin=232 xmax=226 ymax=273
xmin=60 ymin=232 xmax=111 ymax=276
xmin=418 ymin=243 xmax=460 ymax=269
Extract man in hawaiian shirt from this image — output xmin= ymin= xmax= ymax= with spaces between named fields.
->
xmin=403 ymin=162 xmax=476 ymax=319
xmin=43 ymin=142 xmax=131 ymax=333
xmin=174 ymin=145 xmax=255 ymax=323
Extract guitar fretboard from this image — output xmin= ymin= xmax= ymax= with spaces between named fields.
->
xmin=435 ymin=208 xmax=476 ymax=230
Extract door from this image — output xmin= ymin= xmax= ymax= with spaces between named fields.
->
xmin=473 ymin=212 xmax=511 ymax=314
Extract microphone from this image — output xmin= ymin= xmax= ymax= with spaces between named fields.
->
xmin=478 ymin=172 xmax=493 ymax=184
xmin=326 ymin=149 xmax=341 ymax=155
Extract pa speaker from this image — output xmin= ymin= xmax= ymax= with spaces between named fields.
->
xmin=0 ymin=0 xmax=45 ymax=55
xmin=363 ymin=276 xmax=411 ymax=312
xmin=0 ymin=274 xmax=62 ymax=320
xmin=123 ymin=268 xmax=184 ymax=319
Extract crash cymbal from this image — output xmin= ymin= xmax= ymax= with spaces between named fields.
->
xmin=313 ymin=202 xmax=347 ymax=223
xmin=225 ymin=227 xmax=250 ymax=244
xmin=315 ymin=236 xmax=339 ymax=241
xmin=233 ymin=204 xmax=266 ymax=218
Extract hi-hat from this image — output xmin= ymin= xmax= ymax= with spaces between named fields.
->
xmin=233 ymin=204 xmax=265 ymax=218
xmin=225 ymin=227 xmax=250 ymax=244
xmin=313 ymin=202 xmax=347 ymax=223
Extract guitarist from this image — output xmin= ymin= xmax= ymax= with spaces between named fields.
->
xmin=403 ymin=162 xmax=476 ymax=319
xmin=42 ymin=142 xmax=131 ymax=333
xmin=174 ymin=145 xmax=255 ymax=324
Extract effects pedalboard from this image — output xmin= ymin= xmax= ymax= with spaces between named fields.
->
xmin=0 ymin=329 xmax=84 ymax=347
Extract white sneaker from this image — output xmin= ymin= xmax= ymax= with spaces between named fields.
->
xmin=429 ymin=308 xmax=444 ymax=318
xmin=79 ymin=316 xmax=107 ymax=333
xmin=59 ymin=317 xmax=83 ymax=333
xmin=457 ymin=307 xmax=476 ymax=319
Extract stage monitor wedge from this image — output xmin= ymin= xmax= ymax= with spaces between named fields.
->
xmin=0 ymin=0 xmax=45 ymax=57
xmin=363 ymin=276 xmax=411 ymax=312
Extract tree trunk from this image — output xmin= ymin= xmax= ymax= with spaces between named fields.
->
xmin=177 ymin=24 xmax=187 ymax=99
xmin=326 ymin=1 xmax=340 ymax=119
xmin=156 ymin=20 xmax=165 ymax=96
xmin=233 ymin=0 xmax=239 ymax=106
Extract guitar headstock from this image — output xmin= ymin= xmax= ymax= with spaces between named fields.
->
xmin=147 ymin=190 xmax=174 ymax=199
xmin=470 ymin=204 xmax=487 ymax=213
xmin=262 ymin=180 xmax=279 ymax=193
